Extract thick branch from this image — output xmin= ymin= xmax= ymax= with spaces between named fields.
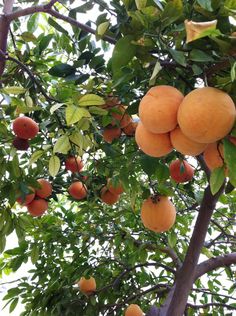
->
xmin=195 ymin=253 xmax=236 ymax=280
xmin=160 ymin=184 xmax=225 ymax=316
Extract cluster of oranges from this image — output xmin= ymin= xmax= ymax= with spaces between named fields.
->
xmin=135 ymin=85 xmax=236 ymax=234
xmin=102 ymin=96 xmax=137 ymax=142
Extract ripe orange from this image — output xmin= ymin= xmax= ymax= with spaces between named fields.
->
xmin=16 ymin=187 xmax=35 ymax=206
xmin=125 ymin=304 xmax=143 ymax=316
xmin=141 ymin=196 xmax=176 ymax=233
xmin=203 ymin=142 xmax=224 ymax=171
xmin=12 ymin=137 xmax=30 ymax=151
xmin=78 ymin=277 xmax=96 ymax=295
xmin=122 ymin=121 xmax=138 ymax=136
xmin=27 ymin=199 xmax=48 ymax=217
xmin=100 ymin=186 xmax=119 ymax=205
xmin=107 ymin=179 xmax=124 ymax=195
xmin=135 ymin=122 xmax=173 ymax=157
xmin=68 ymin=181 xmax=87 ymax=200
xmin=169 ymin=159 xmax=194 ymax=183
xmin=111 ymin=105 xmax=132 ymax=128
xmin=139 ymin=85 xmax=184 ymax=133
xmin=170 ymin=126 xmax=208 ymax=156
xmin=35 ymin=179 xmax=52 ymax=199
xmin=65 ymin=156 xmax=84 ymax=173
xmin=102 ymin=127 xmax=121 ymax=143
xmin=13 ymin=116 xmax=39 ymax=139
xmin=177 ymin=87 xmax=236 ymax=143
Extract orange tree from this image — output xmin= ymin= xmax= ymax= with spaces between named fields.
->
xmin=0 ymin=1 xmax=236 ymax=315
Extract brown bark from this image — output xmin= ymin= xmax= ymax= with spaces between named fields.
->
xmin=158 ymin=184 xmax=225 ymax=316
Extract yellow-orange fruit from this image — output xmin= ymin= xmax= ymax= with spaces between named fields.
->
xmin=68 ymin=181 xmax=87 ymax=200
xmin=78 ymin=277 xmax=96 ymax=295
xmin=103 ymin=127 xmax=121 ymax=143
xmin=141 ymin=196 xmax=176 ymax=233
xmin=107 ymin=179 xmax=124 ymax=195
xmin=13 ymin=116 xmax=39 ymax=139
xmin=111 ymin=105 xmax=132 ymax=128
xmin=203 ymin=142 xmax=224 ymax=170
xmin=177 ymin=87 xmax=236 ymax=143
xmin=125 ymin=304 xmax=143 ymax=316
xmin=122 ymin=121 xmax=138 ymax=136
xmin=16 ymin=187 xmax=35 ymax=206
xmin=35 ymin=179 xmax=52 ymax=199
xmin=139 ymin=85 xmax=184 ymax=133
xmin=27 ymin=199 xmax=48 ymax=217
xmin=100 ymin=186 xmax=119 ymax=205
xmin=170 ymin=126 xmax=208 ymax=156
xmin=135 ymin=122 xmax=173 ymax=157
xmin=65 ymin=156 xmax=84 ymax=173
xmin=169 ymin=159 xmax=194 ymax=183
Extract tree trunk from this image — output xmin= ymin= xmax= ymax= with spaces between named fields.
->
xmin=158 ymin=184 xmax=224 ymax=316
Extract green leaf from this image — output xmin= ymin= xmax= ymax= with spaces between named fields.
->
xmin=49 ymin=155 xmax=61 ymax=177
xmin=210 ymin=167 xmax=225 ymax=195
xmin=230 ymin=61 xmax=236 ymax=82
xmin=112 ymin=36 xmax=136 ymax=74
xmin=38 ymin=34 xmax=53 ymax=54
xmin=50 ymin=103 xmax=64 ymax=114
xmin=27 ymin=13 xmax=39 ymax=33
xmin=78 ymin=94 xmax=105 ymax=107
xmin=89 ymin=106 xmax=108 ymax=115
xmin=29 ymin=150 xmax=44 ymax=166
xmin=189 ymin=49 xmax=214 ymax=62
xmin=0 ymin=235 xmax=6 ymax=253
xmin=9 ymin=298 xmax=19 ymax=313
xmin=223 ymin=138 xmax=236 ymax=187
xmin=149 ymin=61 xmax=162 ymax=85
xmin=97 ymin=21 xmax=109 ymax=36
xmin=69 ymin=132 xmax=84 ymax=150
xmin=169 ymin=48 xmax=187 ymax=67
xmin=135 ymin=0 xmax=147 ymax=10
xmin=201 ymin=247 xmax=214 ymax=258
xmin=168 ymin=231 xmax=177 ymax=248
xmin=140 ymin=155 xmax=159 ymax=176
xmin=66 ymin=105 xmax=91 ymax=125
xmin=161 ymin=0 xmax=183 ymax=29
xmin=48 ymin=63 xmax=76 ymax=77
xmin=21 ymin=32 xmax=37 ymax=42
xmin=48 ymin=17 xmax=69 ymax=35
xmin=31 ymin=244 xmax=39 ymax=264
xmin=196 ymin=0 xmax=213 ymax=12
xmin=53 ymin=135 xmax=71 ymax=154
xmin=3 ymin=86 xmax=26 ymax=95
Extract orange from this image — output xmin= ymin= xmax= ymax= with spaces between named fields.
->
xmin=141 ymin=196 xmax=176 ymax=233
xmin=122 ymin=121 xmax=138 ymax=136
xmin=35 ymin=179 xmax=52 ymax=199
xmin=170 ymin=126 xmax=208 ymax=156
xmin=16 ymin=187 xmax=35 ymax=206
xmin=169 ymin=159 xmax=194 ymax=183
xmin=102 ymin=127 xmax=121 ymax=143
xmin=139 ymin=85 xmax=184 ymax=133
xmin=203 ymin=142 xmax=224 ymax=171
xmin=100 ymin=186 xmax=119 ymax=205
xmin=27 ymin=199 xmax=48 ymax=217
xmin=107 ymin=179 xmax=124 ymax=195
xmin=12 ymin=116 xmax=39 ymax=139
xmin=68 ymin=181 xmax=87 ymax=200
xmin=177 ymin=87 xmax=236 ymax=143
xmin=65 ymin=156 xmax=84 ymax=173
xmin=111 ymin=105 xmax=132 ymax=128
xmin=125 ymin=304 xmax=143 ymax=316
xmin=78 ymin=277 xmax=96 ymax=295
xmin=135 ymin=122 xmax=173 ymax=157
xmin=12 ymin=137 xmax=30 ymax=151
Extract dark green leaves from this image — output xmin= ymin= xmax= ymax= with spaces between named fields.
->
xmin=48 ymin=63 xmax=76 ymax=77
xmin=224 ymin=138 xmax=236 ymax=187
xmin=161 ymin=0 xmax=183 ymax=29
xmin=210 ymin=167 xmax=225 ymax=195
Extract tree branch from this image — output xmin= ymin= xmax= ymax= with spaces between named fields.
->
xmin=195 ymin=253 xmax=236 ymax=280
xmin=159 ymin=183 xmax=225 ymax=316
xmin=7 ymin=7 xmax=116 ymax=44
xmin=187 ymin=302 xmax=236 ymax=311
